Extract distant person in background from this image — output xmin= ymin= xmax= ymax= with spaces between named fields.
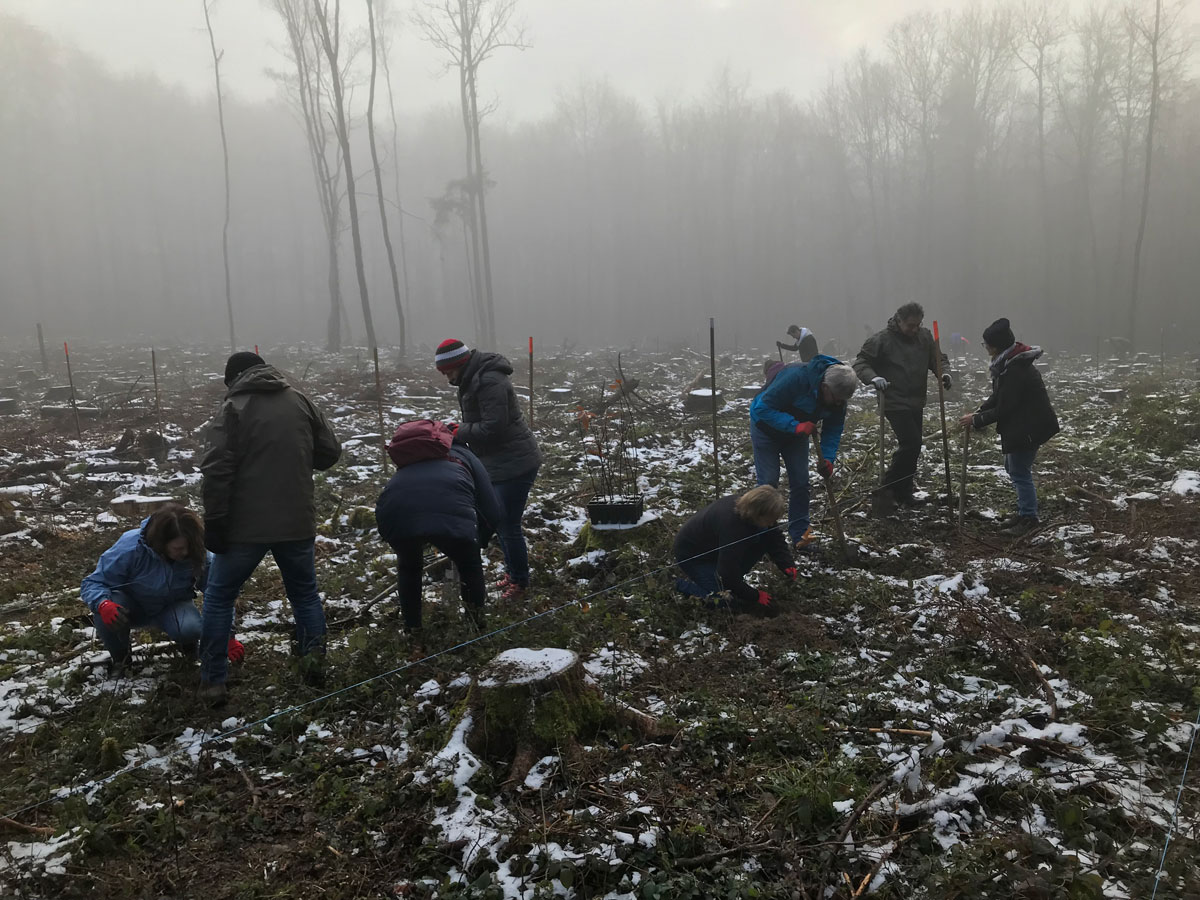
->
xmin=853 ymin=302 xmax=952 ymax=509
xmin=435 ymin=339 xmax=542 ymax=602
xmin=749 ymin=357 xmax=857 ymax=550
xmin=199 ymin=351 xmax=341 ymax=705
xmin=777 ymin=325 xmax=819 ymax=362
xmin=81 ymin=504 xmax=223 ymax=676
xmin=673 ymin=485 xmax=795 ymax=617
xmin=960 ymin=318 xmax=1060 ymax=537
xmin=376 ymin=420 xmax=504 ymax=635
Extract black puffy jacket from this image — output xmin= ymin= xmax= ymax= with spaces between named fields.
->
xmin=375 ymin=446 xmax=504 ymax=547
xmin=972 ymin=346 xmax=1060 ymax=454
xmin=454 ymin=351 xmax=542 ymax=482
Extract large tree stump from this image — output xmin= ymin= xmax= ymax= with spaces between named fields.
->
xmin=467 ymin=647 xmax=672 ymax=788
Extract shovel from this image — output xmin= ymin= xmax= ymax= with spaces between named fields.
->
xmin=813 ymin=434 xmax=852 ymax=562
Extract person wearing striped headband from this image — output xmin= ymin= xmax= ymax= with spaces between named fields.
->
xmin=434 ymin=339 xmax=542 ymax=601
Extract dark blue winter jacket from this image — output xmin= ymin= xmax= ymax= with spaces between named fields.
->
xmin=749 ymin=355 xmax=847 ymax=462
xmin=81 ymin=518 xmax=209 ymax=613
xmin=375 ymin=446 xmax=504 ymax=547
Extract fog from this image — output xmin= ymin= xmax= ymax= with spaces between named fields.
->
xmin=1 ymin=0 xmax=1197 ymax=355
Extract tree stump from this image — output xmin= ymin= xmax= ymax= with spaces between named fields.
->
xmin=467 ymin=647 xmax=672 ymax=788
xmin=110 ymin=495 xmax=176 ymax=518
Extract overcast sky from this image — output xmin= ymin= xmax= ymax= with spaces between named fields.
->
xmin=3 ymin=0 xmax=958 ymax=120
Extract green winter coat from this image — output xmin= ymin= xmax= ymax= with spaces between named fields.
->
xmin=201 ymin=365 xmax=341 ymax=543
xmin=853 ymin=317 xmax=950 ymax=413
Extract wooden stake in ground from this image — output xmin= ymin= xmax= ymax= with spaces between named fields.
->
xmin=63 ymin=342 xmax=82 ymax=440
xmin=709 ymin=317 xmax=720 ymax=501
xmin=373 ymin=347 xmax=387 ymax=473
xmin=931 ymin=321 xmax=953 ymax=503
xmin=958 ymin=426 xmax=970 ymax=531
xmin=813 ymin=434 xmax=850 ymax=560
xmin=528 ymin=336 xmax=534 ymax=429
xmin=151 ymin=348 xmax=162 ymax=426
xmin=36 ymin=323 xmax=48 ymax=374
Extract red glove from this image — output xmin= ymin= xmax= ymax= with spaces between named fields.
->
xmin=227 ymin=638 xmax=245 ymax=664
xmin=794 ymin=421 xmax=815 ymax=436
xmin=97 ymin=599 xmax=127 ymax=627
xmin=818 ymin=458 xmax=834 ymax=480
xmin=783 ymin=566 xmax=798 ymax=581
xmin=447 ymin=423 xmax=460 ymax=438
xmin=756 ymin=589 xmax=773 ymax=607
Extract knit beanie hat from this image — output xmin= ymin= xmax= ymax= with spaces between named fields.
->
xmin=982 ymin=318 xmax=1015 ymax=350
xmin=224 ymin=351 xmax=265 ymax=386
xmin=435 ymin=339 xmax=471 ymax=373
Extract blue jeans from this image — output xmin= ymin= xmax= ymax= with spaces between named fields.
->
xmin=1005 ymin=449 xmax=1039 ymax=518
xmin=486 ymin=465 xmax=539 ymax=588
xmin=750 ymin=424 xmax=810 ymax=543
xmin=93 ymin=588 xmax=202 ymax=663
xmin=674 ymin=558 xmax=721 ymax=599
xmin=199 ymin=538 xmax=326 ymax=684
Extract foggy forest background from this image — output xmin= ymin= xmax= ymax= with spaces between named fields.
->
xmin=0 ymin=0 xmax=1197 ymax=357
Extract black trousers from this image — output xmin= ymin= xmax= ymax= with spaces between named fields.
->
xmin=884 ymin=408 xmax=924 ymax=500
xmin=392 ymin=535 xmax=485 ymax=630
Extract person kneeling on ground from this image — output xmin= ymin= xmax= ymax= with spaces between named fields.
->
xmin=81 ymin=504 xmax=242 ymax=675
xmin=749 ymin=356 xmax=857 ymax=550
xmin=959 ymin=318 xmax=1059 ymax=537
xmin=376 ymin=419 xmax=505 ymax=635
xmin=673 ymin=485 xmax=797 ymax=617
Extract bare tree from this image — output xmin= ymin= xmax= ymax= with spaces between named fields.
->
xmin=312 ymin=0 xmax=377 ymax=352
xmin=202 ymin=0 xmax=237 ymax=352
xmin=415 ymin=0 xmax=526 ymax=346
xmin=269 ymin=0 xmax=347 ymax=350
xmin=365 ymin=0 xmax=405 ymax=353
xmin=376 ymin=0 xmax=413 ymax=344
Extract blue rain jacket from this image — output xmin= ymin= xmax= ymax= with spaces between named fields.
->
xmin=749 ymin=354 xmax=847 ymax=462
xmin=81 ymin=518 xmax=208 ymax=613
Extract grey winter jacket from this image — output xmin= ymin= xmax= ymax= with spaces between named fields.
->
xmin=201 ymin=365 xmax=341 ymax=543
xmin=853 ymin=317 xmax=950 ymax=413
xmin=454 ymin=351 xmax=542 ymax=483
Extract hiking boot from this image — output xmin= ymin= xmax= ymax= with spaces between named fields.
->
xmin=198 ymin=679 xmax=228 ymax=708
xmin=996 ymin=513 xmax=1022 ymax=530
xmin=496 ymin=573 xmax=517 ymax=590
xmin=297 ymin=653 xmax=326 ymax=689
xmin=501 ymin=581 xmax=528 ymax=602
xmin=464 ymin=604 xmax=486 ymax=630
xmin=793 ymin=528 xmax=816 ymax=552
xmin=999 ymin=515 xmax=1040 ymax=537
xmin=106 ymin=654 xmax=133 ymax=679
xmin=870 ymin=489 xmax=897 ymax=515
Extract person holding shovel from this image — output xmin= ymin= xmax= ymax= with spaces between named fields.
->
xmin=853 ymin=302 xmax=951 ymax=510
xmin=749 ymin=357 xmax=857 ymax=549
xmin=777 ymin=325 xmax=819 ymax=362
xmin=959 ymin=318 xmax=1059 ymax=537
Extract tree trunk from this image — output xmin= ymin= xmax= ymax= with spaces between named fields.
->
xmin=202 ymin=1 xmax=237 ymax=353
xmin=467 ymin=66 xmax=497 ymax=346
xmin=313 ymin=0 xmax=377 ymax=353
xmin=1128 ymin=0 xmax=1162 ymax=349
xmin=365 ymin=0 xmax=406 ymax=354
xmin=379 ymin=19 xmax=412 ymax=356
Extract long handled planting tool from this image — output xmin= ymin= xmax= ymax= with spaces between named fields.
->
xmin=813 ymin=434 xmax=850 ymax=561
xmin=876 ymin=389 xmax=886 ymax=487
xmin=931 ymin=320 xmax=953 ymax=505
xmin=958 ymin=426 xmax=970 ymax=531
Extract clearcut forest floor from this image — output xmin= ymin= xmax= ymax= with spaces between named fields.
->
xmin=0 ymin=342 xmax=1199 ymax=900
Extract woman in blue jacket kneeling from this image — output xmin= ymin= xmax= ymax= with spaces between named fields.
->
xmin=81 ymin=503 xmax=211 ymax=673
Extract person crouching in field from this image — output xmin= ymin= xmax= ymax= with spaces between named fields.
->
xmin=673 ymin=485 xmax=797 ymax=617
xmin=376 ymin=420 xmax=505 ymax=635
xmin=959 ymin=318 xmax=1060 ymax=537
xmin=81 ymin=504 xmax=240 ymax=675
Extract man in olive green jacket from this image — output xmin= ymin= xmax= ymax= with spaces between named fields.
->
xmin=853 ymin=303 xmax=951 ymax=507
xmin=198 ymin=352 xmax=341 ymax=704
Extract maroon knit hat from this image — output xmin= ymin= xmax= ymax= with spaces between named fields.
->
xmin=435 ymin=338 xmax=471 ymax=373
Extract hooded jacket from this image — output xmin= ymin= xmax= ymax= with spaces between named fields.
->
xmin=201 ymin=364 xmax=341 ymax=543
xmin=972 ymin=344 xmax=1060 ymax=454
xmin=454 ymin=351 xmax=542 ymax=483
xmin=749 ymin=355 xmax=847 ymax=462
xmin=673 ymin=494 xmax=793 ymax=604
xmin=81 ymin=518 xmax=208 ymax=612
xmin=376 ymin=445 xmax=504 ymax=547
xmin=853 ymin=316 xmax=950 ymax=412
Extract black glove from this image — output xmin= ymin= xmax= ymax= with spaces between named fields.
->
xmin=941 ymin=373 xmax=953 ymax=391
xmin=204 ymin=518 xmax=230 ymax=555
